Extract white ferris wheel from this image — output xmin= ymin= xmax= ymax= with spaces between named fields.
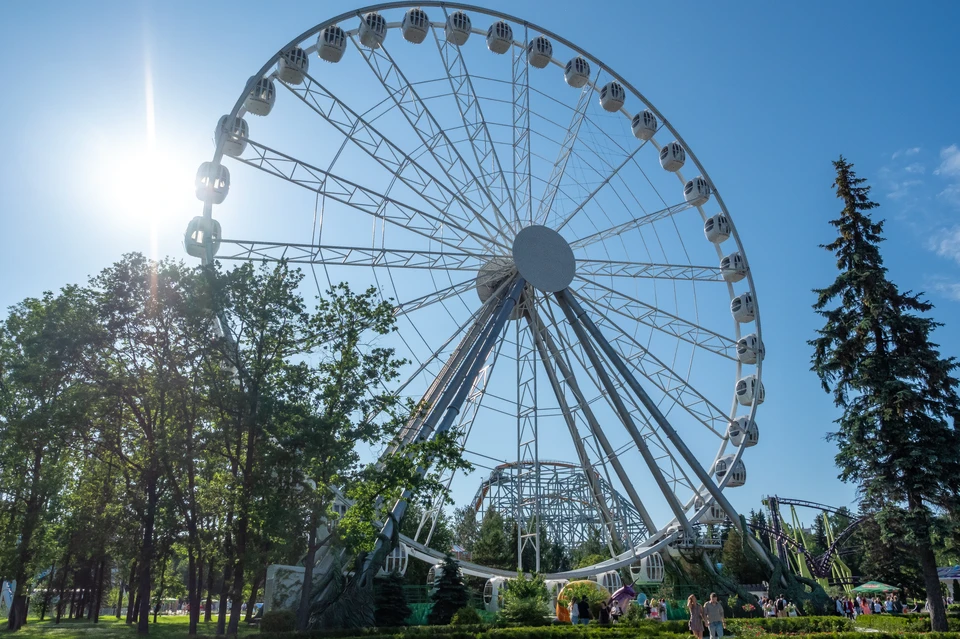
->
xmin=185 ymin=2 xmax=765 ymax=586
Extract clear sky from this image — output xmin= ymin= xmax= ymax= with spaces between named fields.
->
xmin=2 ymin=1 xmax=960 ymax=531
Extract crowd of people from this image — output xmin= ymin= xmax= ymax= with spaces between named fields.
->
xmin=832 ymin=594 xmax=912 ymax=617
xmin=566 ymin=595 xmax=668 ymax=626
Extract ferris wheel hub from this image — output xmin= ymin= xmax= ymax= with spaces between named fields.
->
xmin=512 ymin=225 xmax=576 ymax=293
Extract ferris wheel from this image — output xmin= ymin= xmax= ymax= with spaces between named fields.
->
xmin=185 ymin=2 xmax=765 ymax=583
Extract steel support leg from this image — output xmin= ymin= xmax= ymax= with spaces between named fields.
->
xmin=554 ymin=291 xmax=694 ymax=538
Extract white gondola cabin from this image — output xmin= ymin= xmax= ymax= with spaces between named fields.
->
xmin=731 ymin=292 xmax=756 ymax=324
xmin=445 ymin=11 xmax=471 ymax=46
xmin=591 ymin=570 xmax=622 ymax=592
xmin=376 ymin=543 xmax=409 ymax=576
xmin=244 ymin=77 xmax=275 ymax=116
xmin=483 ymin=577 xmax=509 ymax=613
xmin=278 ymin=47 xmax=308 ymax=84
xmin=359 ymin=12 xmax=387 ymax=49
xmin=660 ymin=141 xmax=686 ymax=172
xmin=402 ymin=8 xmax=430 ymax=44
xmin=184 ymin=216 xmax=221 ymax=258
xmin=599 ymin=81 xmax=625 ymax=112
xmin=697 ymin=499 xmax=726 ymax=525
xmin=527 ymin=36 xmax=552 ymax=68
xmin=426 ymin=563 xmax=444 ymax=589
xmin=684 ymin=176 xmax=711 ymax=207
xmin=317 ymin=26 xmax=348 ymax=63
xmin=545 ymin=579 xmax=568 ymax=609
xmin=630 ymin=553 xmax=664 ymax=584
xmin=727 ymin=416 xmax=760 ymax=448
xmin=632 ymin=110 xmax=658 ymax=141
xmin=195 ymin=162 xmax=230 ymax=204
xmin=736 ymin=333 xmax=764 ymax=364
xmin=703 ymin=213 xmax=731 ymax=244
xmin=564 ymin=56 xmax=590 ymax=88
xmin=486 ymin=20 xmax=512 ymax=53
xmin=735 ymin=374 xmax=765 ymax=406
xmin=714 ymin=456 xmax=747 ymax=488
xmin=216 ymin=115 xmax=248 ymax=157
xmin=720 ymin=251 xmax=747 ymax=283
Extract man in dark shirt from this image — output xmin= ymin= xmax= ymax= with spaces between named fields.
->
xmin=577 ymin=597 xmax=592 ymax=625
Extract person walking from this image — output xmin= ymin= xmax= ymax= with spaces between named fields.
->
xmin=598 ymin=602 xmax=611 ymax=625
xmin=577 ymin=596 xmax=592 ymax=626
xmin=687 ymin=594 xmax=707 ymax=639
xmin=775 ymin=596 xmax=787 ymax=618
xmin=660 ymin=598 xmax=668 ymax=622
xmin=704 ymin=593 xmax=726 ymax=639
xmin=569 ymin=595 xmax=579 ymax=625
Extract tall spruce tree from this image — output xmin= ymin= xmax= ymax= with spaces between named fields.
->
xmin=810 ymin=156 xmax=960 ymax=631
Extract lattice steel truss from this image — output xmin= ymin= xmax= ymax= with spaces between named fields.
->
xmin=472 ymin=460 xmax=650 ymax=551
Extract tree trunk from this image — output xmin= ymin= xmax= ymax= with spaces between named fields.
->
xmin=131 ymin=589 xmax=141 ymax=625
xmin=39 ymin=561 xmax=56 ymax=621
xmin=203 ymin=558 xmax=215 ymax=623
xmin=244 ymin=569 xmax=263 ymax=623
xmin=116 ymin=582 xmax=124 ymax=621
xmin=296 ymin=505 xmax=321 ymax=631
xmin=216 ymin=561 xmax=232 ymax=636
xmin=188 ymin=547 xmax=199 ymax=635
xmin=93 ymin=556 xmax=106 ymax=623
xmin=126 ymin=561 xmax=138 ymax=623
xmin=910 ymin=496 xmax=948 ymax=631
xmin=7 ymin=448 xmax=45 ymax=631
xmin=137 ymin=471 xmax=158 ymax=635
xmin=54 ymin=557 xmax=71 ymax=624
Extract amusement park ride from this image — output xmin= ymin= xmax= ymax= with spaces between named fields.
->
xmin=756 ymin=496 xmax=864 ymax=593
xmin=185 ymin=2 xmax=774 ymax=613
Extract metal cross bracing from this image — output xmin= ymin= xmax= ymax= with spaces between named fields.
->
xmin=472 ymin=461 xmax=649 ymax=551
xmin=512 ymin=25 xmax=532 ymax=226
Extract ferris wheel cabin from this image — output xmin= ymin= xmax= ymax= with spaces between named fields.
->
xmin=731 ymin=292 xmax=756 ymax=323
xmin=195 ymin=162 xmax=230 ymax=204
xmin=215 ymin=115 xmax=248 ymax=157
xmin=728 ymin=416 xmax=760 ymax=448
xmin=317 ymin=26 xmax=348 ymax=62
xmin=715 ymin=456 xmax=747 ymax=488
xmin=183 ymin=216 xmax=221 ymax=259
xmin=278 ymin=47 xmax=308 ymax=84
xmin=720 ymin=251 xmax=747 ymax=283
xmin=631 ymin=110 xmax=658 ymax=141
xmin=401 ymin=8 xmax=430 ymax=43
xmin=599 ymin=81 xmax=625 ymax=112
xmin=243 ymin=77 xmax=275 ymax=116
xmin=527 ymin=36 xmax=553 ymax=68
xmin=736 ymin=333 xmax=765 ymax=364
xmin=660 ymin=141 xmax=686 ymax=172
xmin=735 ymin=374 xmax=765 ymax=406
xmin=564 ymin=56 xmax=590 ymax=88
xmin=445 ymin=11 xmax=472 ymax=46
xmin=359 ymin=12 xmax=387 ymax=48
xmin=630 ymin=553 xmax=665 ymax=584
xmin=703 ymin=213 xmax=731 ymax=244
xmin=485 ymin=20 xmax=512 ymax=53
xmin=684 ymin=176 xmax=711 ymax=207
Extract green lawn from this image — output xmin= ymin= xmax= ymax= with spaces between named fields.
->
xmin=3 ymin=615 xmax=259 ymax=639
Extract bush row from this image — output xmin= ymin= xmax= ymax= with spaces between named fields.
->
xmin=854 ymin=613 xmax=960 ymax=632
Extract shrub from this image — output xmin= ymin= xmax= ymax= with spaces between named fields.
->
xmin=730 ymin=616 xmax=853 ymax=634
xmin=260 ymin=608 xmax=297 ymax=633
xmin=855 ymin=613 xmax=960 ymax=632
xmin=450 ymin=607 xmax=483 ymax=626
xmin=375 ymin=572 xmax=412 ymax=627
xmin=428 ymin=556 xmax=469 ymax=625
xmin=499 ymin=574 xmax=551 ymax=626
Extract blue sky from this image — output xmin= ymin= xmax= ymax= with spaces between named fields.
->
xmin=2 ymin=1 xmax=960 ymax=531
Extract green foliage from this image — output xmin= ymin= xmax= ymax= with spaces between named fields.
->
xmin=449 ymin=607 xmax=483 ymax=626
xmin=729 ymin=616 xmax=853 ymax=634
xmin=498 ymin=574 xmax=551 ymax=626
xmin=427 ymin=557 xmax=469 ymax=625
xmin=375 ymin=572 xmax=411 ymax=628
xmin=260 ymin=609 xmax=297 ymax=632
xmin=855 ymin=613 xmax=960 ymax=632
xmin=472 ymin=509 xmax=513 ymax=570
xmin=720 ymin=529 xmax=766 ymax=584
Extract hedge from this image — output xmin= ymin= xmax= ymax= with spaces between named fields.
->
xmin=855 ymin=613 xmax=960 ymax=632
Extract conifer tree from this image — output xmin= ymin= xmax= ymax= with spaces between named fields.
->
xmin=427 ymin=556 xmax=469 ymax=625
xmin=373 ymin=571 xmax=411 ymax=627
xmin=810 ymin=156 xmax=960 ymax=631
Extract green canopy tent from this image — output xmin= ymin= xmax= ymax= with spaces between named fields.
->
xmin=852 ymin=581 xmax=899 ymax=594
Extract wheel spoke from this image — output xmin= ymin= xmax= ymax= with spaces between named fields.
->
xmin=280 ymin=72 xmax=506 ymax=251
xmin=217 ymin=240 xmax=489 ymax=272
xmin=534 ymin=66 xmax=598 ymax=227
xmin=575 ymin=293 xmax=730 ymax=438
xmin=512 ymin=25 xmax=533 ymax=226
xmin=433 ymin=11 xmax=518 ymax=231
xmin=572 ymin=277 xmax=737 ymax=360
xmin=577 ymin=259 xmax=725 ymax=282
xmin=354 ymin=37 xmax=515 ymax=241
xmin=551 ymin=292 xmax=694 ymax=536
xmin=569 ymin=200 xmax=697 ymax=250
xmin=231 ymin=139 xmax=501 ymax=258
